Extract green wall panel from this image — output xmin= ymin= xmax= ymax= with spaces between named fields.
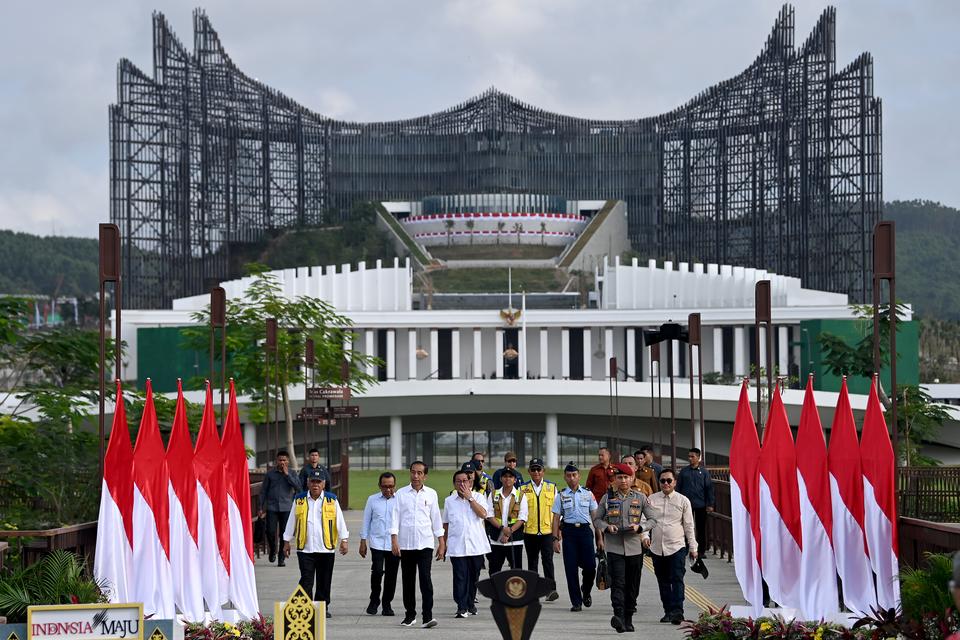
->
xmin=137 ymin=326 xmax=209 ymax=393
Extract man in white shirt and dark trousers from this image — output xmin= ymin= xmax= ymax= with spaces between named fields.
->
xmin=642 ymin=468 xmax=698 ymax=624
xmin=441 ymin=469 xmax=491 ymax=618
xmin=391 ymin=461 xmax=446 ymax=629
xmin=282 ymin=469 xmax=348 ymax=618
xmin=485 ymin=467 xmax=528 ymax=573
xmin=360 ymin=472 xmax=400 ymax=616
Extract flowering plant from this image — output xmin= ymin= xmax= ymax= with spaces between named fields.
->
xmin=683 ymin=606 xmax=866 ymax=640
xmin=184 ymin=615 xmax=274 ymax=640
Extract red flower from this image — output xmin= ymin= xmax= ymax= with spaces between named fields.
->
xmin=70 ymin=595 xmax=79 ymax=604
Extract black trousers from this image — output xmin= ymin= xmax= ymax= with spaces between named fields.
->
xmin=400 ymin=548 xmax=434 ymax=621
xmin=560 ymin=525 xmax=596 ymax=607
xmin=524 ymin=534 xmax=555 ymax=581
xmin=451 ymin=555 xmax=484 ymax=613
xmin=607 ymin=552 xmax=643 ymax=618
xmin=693 ymin=508 xmax=707 ymax=553
xmin=265 ymin=510 xmax=289 ymax=559
xmin=652 ymin=548 xmax=687 ymax=616
xmin=488 ymin=544 xmax=523 ymax=574
xmin=296 ymin=552 xmax=335 ymax=604
xmin=369 ymin=549 xmax=400 ymax=610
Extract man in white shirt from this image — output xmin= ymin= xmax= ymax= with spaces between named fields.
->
xmin=441 ymin=469 xmax=491 ymax=618
xmin=641 ymin=468 xmax=698 ymax=625
xmin=360 ymin=472 xmax=401 ymax=616
xmin=282 ymin=470 xmax=348 ymax=618
xmin=390 ymin=461 xmax=445 ymax=629
xmin=485 ymin=467 xmax=527 ymax=573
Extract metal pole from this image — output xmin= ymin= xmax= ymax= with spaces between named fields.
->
xmin=698 ymin=341 xmax=705 ymax=459
xmin=668 ymin=339 xmax=676 ymax=470
xmin=98 ymin=224 xmax=121 ymax=479
xmin=266 ymin=318 xmax=277 ymax=467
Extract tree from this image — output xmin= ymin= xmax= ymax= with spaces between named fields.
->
xmin=496 ymin=221 xmax=506 ymax=245
xmin=465 ymin=219 xmax=475 ymax=245
xmin=513 ymin=222 xmax=523 ymax=246
xmin=182 ymin=266 xmax=381 ymax=467
xmin=444 ymin=219 xmax=455 ymax=246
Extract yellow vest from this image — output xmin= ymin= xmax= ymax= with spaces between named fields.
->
xmin=292 ymin=492 xmax=339 ymax=551
xmin=491 ymin=490 xmax=521 ymax=526
xmin=519 ymin=480 xmax=557 ymax=535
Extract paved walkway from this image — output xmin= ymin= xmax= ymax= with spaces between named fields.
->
xmin=255 ymin=510 xmax=746 ymax=639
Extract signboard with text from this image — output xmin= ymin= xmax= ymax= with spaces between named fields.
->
xmin=295 ymin=414 xmax=336 ymax=425
xmin=28 ymin=603 xmax=143 ymax=640
xmin=305 ymin=386 xmax=350 ymax=401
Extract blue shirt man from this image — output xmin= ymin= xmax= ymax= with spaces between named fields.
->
xmin=359 ymin=472 xmax=401 ymax=616
xmin=550 ymin=462 xmax=599 ymax=611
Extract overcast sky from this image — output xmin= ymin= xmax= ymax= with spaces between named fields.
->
xmin=0 ymin=0 xmax=957 ymax=238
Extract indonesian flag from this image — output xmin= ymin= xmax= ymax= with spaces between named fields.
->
xmin=729 ymin=381 xmax=764 ymax=616
xmin=860 ymin=379 xmax=901 ymax=611
xmin=194 ymin=383 xmax=230 ymax=616
xmin=795 ymin=378 xmax=839 ymax=620
xmin=94 ymin=381 xmax=134 ymax=602
xmin=758 ymin=382 xmax=803 ymax=610
xmin=165 ymin=380 xmax=205 ymax=621
xmin=132 ymin=380 xmax=175 ymax=618
xmin=221 ymin=380 xmax=260 ymax=619
xmin=827 ymin=379 xmax=875 ymax=616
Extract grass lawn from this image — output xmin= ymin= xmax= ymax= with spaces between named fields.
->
xmin=347 ymin=468 xmax=566 ymax=511
xmin=417 ymin=267 xmax=567 ymax=293
xmin=428 ymin=244 xmax=563 ymax=261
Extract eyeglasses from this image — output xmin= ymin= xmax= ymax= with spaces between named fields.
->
xmin=530 ymin=467 xmax=543 ymax=472
xmin=506 ymin=459 xmax=517 ymax=463
xmin=660 ymin=478 xmax=675 ymax=484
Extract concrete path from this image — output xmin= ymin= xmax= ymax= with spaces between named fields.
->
xmin=255 ymin=510 xmax=747 ymax=639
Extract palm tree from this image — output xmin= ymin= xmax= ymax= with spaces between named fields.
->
xmin=444 ymin=219 xmax=455 ymax=246
xmin=496 ymin=220 xmax=506 ymax=245
xmin=465 ymin=219 xmax=475 ymax=245
xmin=512 ymin=222 xmax=523 ymax=246
xmin=540 ymin=221 xmax=547 ymax=245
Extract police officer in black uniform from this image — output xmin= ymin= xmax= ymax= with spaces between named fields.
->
xmin=551 ymin=462 xmax=599 ymax=612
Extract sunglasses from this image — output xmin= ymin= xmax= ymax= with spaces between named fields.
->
xmin=660 ymin=478 xmax=675 ymax=484
xmin=530 ymin=467 xmax=543 ymax=472
xmin=506 ymin=459 xmax=518 ymax=463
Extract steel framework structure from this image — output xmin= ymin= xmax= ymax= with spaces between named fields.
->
xmin=111 ymin=5 xmax=881 ymax=308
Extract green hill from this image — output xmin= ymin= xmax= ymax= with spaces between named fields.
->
xmin=0 ymin=230 xmax=99 ymax=297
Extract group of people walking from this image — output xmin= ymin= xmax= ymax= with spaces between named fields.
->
xmin=258 ymin=446 xmax=715 ymax=633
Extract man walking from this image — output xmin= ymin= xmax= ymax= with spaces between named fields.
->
xmin=586 ymin=447 xmax=615 ymax=503
xmin=632 ymin=449 xmax=659 ymax=494
xmin=260 ymin=450 xmax=301 ymax=567
xmin=360 ymin=472 xmax=400 ymax=616
xmin=519 ymin=458 xmax=559 ymax=601
xmin=282 ymin=470 xmax=348 ymax=618
xmin=491 ymin=451 xmax=524 ymax=490
xmin=642 ymin=468 xmax=698 ymax=624
xmin=637 ymin=446 xmax=663 ymax=478
xmin=676 ymin=448 xmax=715 ymax=557
xmin=621 ymin=455 xmax=653 ymax=496
xmin=551 ymin=462 xmax=598 ymax=612
xmin=298 ymin=448 xmax=330 ymax=489
xmin=391 ymin=461 xmax=445 ymax=629
xmin=471 ymin=452 xmax=493 ymax=494
xmin=485 ymin=467 xmax=527 ymax=573
xmin=594 ymin=464 xmax=658 ymax=633
xmin=441 ymin=470 xmax=491 ymax=618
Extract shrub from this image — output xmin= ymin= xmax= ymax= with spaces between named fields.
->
xmin=0 ymin=550 xmax=105 ymax=622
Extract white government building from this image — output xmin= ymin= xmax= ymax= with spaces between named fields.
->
xmin=117 ymin=253 xmax=903 ymax=471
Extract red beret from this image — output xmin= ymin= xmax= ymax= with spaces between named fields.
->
xmin=613 ymin=463 xmax=634 ymax=476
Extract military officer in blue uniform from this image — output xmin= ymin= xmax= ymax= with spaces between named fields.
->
xmin=551 ymin=462 xmax=599 ymax=612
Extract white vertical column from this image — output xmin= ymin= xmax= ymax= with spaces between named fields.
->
xmin=389 ymin=416 xmax=403 ymax=470
xmin=473 ymin=329 xmax=482 ymax=379
xmin=496 ymin=330 xmax=505 ymax=378
xmin=430 ymin=329 xmax=438 ymax=378
xmin=243 ymin=423 xmax=257 ymax=470
xmin=604 ymin=328 xmax=614 ymax=379
xmin=408 ymin=329 xmax=417 ymax=380
xmin=452 ymin=329 xmax=460 ymax=379
xmin=778 ymin=326 xmax=789 ymax=378
xmin=626 ymin=329 xmax=636 ymax=380
xmin=386 ymin=329 xmax=396 ymax=380
xmin=672 ymin=340 xmax=681 ymax=375
xmin=561 ymin=329 xmax=570 ymax=379
xmin=713 ymin=327 xmax=723 ymax=374
xmin=646 ymin=333 xmax=654 ymax=380
xmin=364 ymin=330 xmax=375 ymax=377
xmin=583 ymin=328 xmax=592 ymax=379
xmin=545 ymin=414 xmax=559 ymax=469
xmin=519 ymin=326 xmax=527 ymax=380
xmin=539 ymin=328 xmax=549 ymax=378
xmin=734 ymin=326 xmax=746 ymax=377
xmin=759 ymin=328 xmax=767 ymax=376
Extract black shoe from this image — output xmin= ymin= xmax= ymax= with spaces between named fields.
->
xmin=366 ymin=604 xmax=378 ymax=615
xmin=381 ymin=608 xmax=395 ymax=616
xmin=660 ymin=614 xmax=672 ymax=623
xmin=624 ymin=616 xmax=635 ymax=632
xmin=467 ymin=608 xmax=477 ymax=616
xmin=400 ymin=616 xmax=416 ymax=627
xmin=269 ymin=553 xmax=276 ymax=563
xmin=611 ymin=616 xmax=625 ymax=633
xmin=325 ymin=611 xmax=331 ymax=619
xmin=582 ymin=593 xmax=592 ymax=608
xmin=277 ymin=560 xmax=285 ymax=567
xmin=421 ymin=619 xmax=438 ymax=628
xmin=546 ymin=590 xmax=559 ymax=602
xmin=570 ymin=605 xmax=582 ymax=612
xmin=455 ymin=611 xmax=467 ymax=619
xmin=671 ymin=612 xmax=684 ymax=625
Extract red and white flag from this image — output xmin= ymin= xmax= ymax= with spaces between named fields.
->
xmin=94 ymin=381 xmax=134 ymax=603
xmin=222 ymin=380 xmax=260 ymax=619
xmin=194 ymin=383 xmax=230 ymax=617
xmin=132 ymin=380 xmax=175 ymax=618
xmin=729 ymin=381 xmax=764 ymax=616
xmin=860 ymin=379 xmax=901 ymax=611
xmin=165 ymin=380 xmax=205 ymax=621
xmin=758 ymin=382 xmax=803 ymax=610
xmin=795 ymin=377 xmax=839 ymax=620
xmin=827 ymin=379 xmax=875 ymax=616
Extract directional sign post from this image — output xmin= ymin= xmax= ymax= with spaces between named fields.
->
xmin=306 ymin=386 xmax=351 ymax=401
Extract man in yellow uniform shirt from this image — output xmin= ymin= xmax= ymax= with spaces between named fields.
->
xmin=518 ymin=458 xmax=559 ymax=601
xmin=283 ymin=469 xmax=349 ymax=617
